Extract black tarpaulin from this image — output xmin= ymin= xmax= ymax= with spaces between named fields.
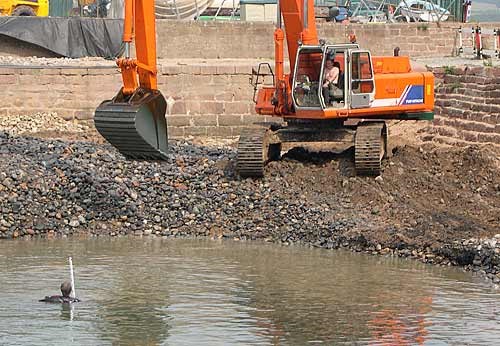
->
xmin=0 ymin=17 xmax=124 ymax=58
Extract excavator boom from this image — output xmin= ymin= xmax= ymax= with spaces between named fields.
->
xmin=94 ymin=0 xmax=169 ymax=160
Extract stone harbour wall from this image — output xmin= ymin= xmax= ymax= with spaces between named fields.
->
xmin=1 ymin=62 xmax=500 ymax=144
xmin=0 ymin=61 xmax=276 ymax=138
xmin=432 ymin=65 xmax=500 ymax=145
xmin=151 ymin=21 xmax=500 ymax=60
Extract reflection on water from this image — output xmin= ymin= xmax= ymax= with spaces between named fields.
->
xmin=0 ymin=238 xmax=498 ymax=345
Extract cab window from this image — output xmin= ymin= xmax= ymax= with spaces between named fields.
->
xmin=293 ymin=49 xmax=322 ymax=108
xmin=351 ymin=52 xmax=374 ymax=94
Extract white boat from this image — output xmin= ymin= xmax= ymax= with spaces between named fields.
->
xmin=397 ymin=0 xmax=450 ymax=22
xmin=155 ymin=0 xmax=215 ymax=19
xmin=210 ymin=0 xmax=240 ymax=9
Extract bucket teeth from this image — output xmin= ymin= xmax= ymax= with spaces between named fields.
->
xmin=94 ymin=90 xmax=168 ymax=160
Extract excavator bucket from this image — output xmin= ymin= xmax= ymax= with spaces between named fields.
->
xmin=94 ymin=89 xmax=168 ymax=160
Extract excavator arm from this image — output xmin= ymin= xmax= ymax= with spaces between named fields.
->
xmin=278 ymin=0 xmax=318 ymax=73
xmin=120 ymin=0 xmax=158 ymax=94
xmin=258 ymin=0 xmax=319 ymax=115
xmin=94 ymin=0 xmax=169 ymax=160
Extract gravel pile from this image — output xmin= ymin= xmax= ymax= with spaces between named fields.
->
xmin=0 ymin=56 xmax=115 ymax=67
xmin=1 ymin=131 xmax=499 ymax=281
xmin=0 ymin=132 xmax=357 ymax=243
xmin=0 ymin=112 xmax=86 ymax=136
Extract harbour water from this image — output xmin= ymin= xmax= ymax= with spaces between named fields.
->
xmin=0 ymin=237 xmax=498 ymax=345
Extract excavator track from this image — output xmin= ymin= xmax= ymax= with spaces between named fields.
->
xmin=237 ymin=128 xmax=269 ymax=178
xmin=355 ymin=122 xmax=387 ymax=176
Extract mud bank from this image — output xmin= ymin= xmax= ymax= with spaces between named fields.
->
xmin=0 ymin=131 xmax=499 ymax=282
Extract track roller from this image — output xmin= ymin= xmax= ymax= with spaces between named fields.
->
xmin=355 ymin=122 xmax=387 ymax=176
xmin=237 ymin=127 xmax=280 ymax=178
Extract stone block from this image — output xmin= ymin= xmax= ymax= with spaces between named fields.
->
xmin=224 ymin=102 xmax=250 ymax=115
xmin=207 ymin=126 xmax=233 ymax=137
xmin=170 ymin=101 xmax=187 ymax=115
xmin=182 ymin=75 xmax=213 ymax=90
xmin=487 ymin=90 xmax=500 ymax=99
xmin=35 ymin=68 xmax=62 ymax=75
xmin=167 ymin=126 xmax=185 ymax=137
xmin=160 ymin=64 xmax=183 ymax=75
xmin=235 ymin=64 xmax=252 ymax=75
xmin=461 ymin=130 xmax=478 ymax=142
xmin=57 ymin=109 xmax=76 ymax=121
xmin=232 ymin=88 xmax=254 ymax=101
xmin=87 ymin=68 xmax=118 ymax=76
xmin=167 ymin=115 xmax=192 ymax=127
xmin=218 ymin=114 xmax=242 ymax=126
xmin=200 ymin=101 xmax=224 ymax=115
xmin=216 ymin=65 xmax=236 ymax=75
xmin=471 ymin=103 xmax=491 ymax=113
xmin=63 ymin=75 xmax=87 ymax=85
xmin=185 ymin=100 xmax=201 ymax=115
xmin=241 ymin=114 xmax=266 ymax=125
xmin=199 ymin=64 xmax=218 ymax=75
xmin=443 ymin=75 xmax=461 ymax=84
xmin=0 ymin=75 xmax=17 ymax=84
xmin=180 ymin=64 xmax=202 ymax=75
xmin=210 ymin=75 xmax=231 ymax=87
xmin=214 ymin=91 xmax=235 ymax=102
xmin=60 ymin=68 xmax=88 ymax=76
xmin=0 ymin=68 xmax=18 ymax=75
xmin=75 ymin=110 xmax=94 ymax=120
xmin=192 ymin=115 xmax=218 ymax=126
xmin=477 ymin=132 xmax=500 ymax=144
xmin=184 ymin=126 xmax=208 ymax=136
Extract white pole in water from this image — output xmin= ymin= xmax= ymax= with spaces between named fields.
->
xmin=68 ymin=256 xmax=76 ymax=299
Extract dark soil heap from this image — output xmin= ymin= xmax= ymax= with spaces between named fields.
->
xmin=0 ymin=132 xmax=499 ymax=281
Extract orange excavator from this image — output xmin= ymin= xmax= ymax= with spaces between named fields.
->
xmin=238 ymin=0 xmax=434 ymax=177
xmin=94 ymin=0 xmax=434 ymax=176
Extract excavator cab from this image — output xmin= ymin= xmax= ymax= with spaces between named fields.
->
xmin=292 ymin=44 xmax=375 ymax=112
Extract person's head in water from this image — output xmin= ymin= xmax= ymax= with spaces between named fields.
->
xmin=40 ymin=281 xmax=79 ymax=303
xmin=60 ymin=281 xmax=72 ymax=298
